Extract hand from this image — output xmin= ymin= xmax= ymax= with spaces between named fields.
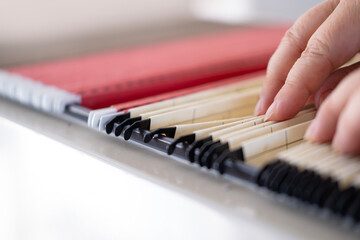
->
xmin=254 ymin=0 xmax=360 ymax=155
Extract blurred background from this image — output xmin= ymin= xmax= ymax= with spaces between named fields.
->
xmin=0 ymin=1 xmax=340 ymax=240
xmin=0 ymin=0 xmax=322 ymax=67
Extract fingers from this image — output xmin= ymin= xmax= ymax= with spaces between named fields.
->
xmin=305 ymin=68 xmax=360 ymax=148
xmin=265 ymin=0 xmax=360 ymax=121
xmin=314 ymin=61 xmax=360 ymax=108
xmin=332 ymin=88 xmax=360 ymax=155
xmin=254 ymin=0 xmax=340 ymax=115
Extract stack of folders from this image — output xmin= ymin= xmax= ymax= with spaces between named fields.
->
xmin=1 ymin=26 xmax=359 ymax=226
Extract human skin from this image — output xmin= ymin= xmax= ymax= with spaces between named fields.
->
xmin=254 ymin=0 xmax=360 ymax=155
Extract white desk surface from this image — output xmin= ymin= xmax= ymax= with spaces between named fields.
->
xmin=0 ymin=97 xmax=359 ymax=240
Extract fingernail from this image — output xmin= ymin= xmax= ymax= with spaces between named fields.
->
xmin=332 ymin=132 xmax=348 ymax=155
xmin=264 ymin=101 xmax=277 ymax=121
xmin=254 ymin=99 xmax=263 ymax=116
xmin=332 ymin=139 xmax=343 ymax=154
xmin=332 ymin=137 xmax=345 ymax=155
xmin=304 ymin=120 xmax=319 ymax=142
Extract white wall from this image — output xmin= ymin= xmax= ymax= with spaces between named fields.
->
xmin=0 ymin=0 xmax=193 ymax=45
xmin=192 ymin=0 xmax=323 ymax=24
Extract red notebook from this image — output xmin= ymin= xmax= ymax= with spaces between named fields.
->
xmin=1 ymin=26 xmax=286 ymax=112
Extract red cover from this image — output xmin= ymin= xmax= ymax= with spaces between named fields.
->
xmin=7 ymin=26 xmax=286 ymax=109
